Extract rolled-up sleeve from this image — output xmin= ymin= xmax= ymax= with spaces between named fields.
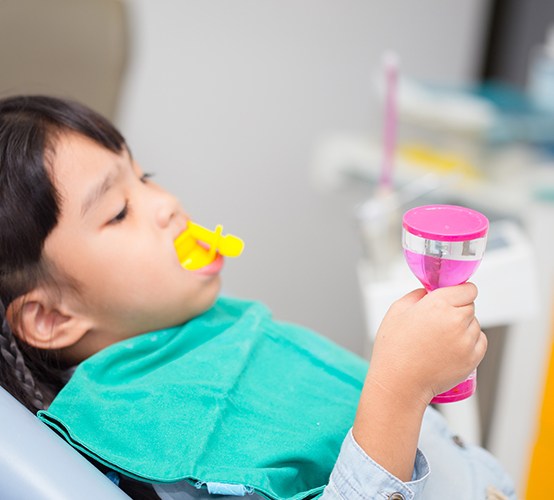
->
xmin=320 ymin=429 xmax=430 ymax=499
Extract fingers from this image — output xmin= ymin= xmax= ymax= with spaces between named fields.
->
xmin=465 ymin=316 xmax=487 ymax=368
xmin=433 ymin=282 xmax=478 ymax=307
xmin=393 ymin=288 xmax=427 ymax=313
xmin=471 ymin=317 xmax=488 ymax=361
xmin=457 ymin=302 xmax=476 ymax=326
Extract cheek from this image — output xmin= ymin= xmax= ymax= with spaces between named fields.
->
xmin=44 ymin=240 xmax=95 ymax=289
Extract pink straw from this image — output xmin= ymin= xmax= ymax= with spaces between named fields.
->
xmin=379 ymin=52 xmax=399 ymax=189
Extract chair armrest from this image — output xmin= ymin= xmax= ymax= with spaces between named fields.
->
xmin=0 ymin=386 xmax=130 ymax=499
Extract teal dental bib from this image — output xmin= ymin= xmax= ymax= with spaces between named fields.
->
xmin=38 ymin=297 xmax=367 ymax=499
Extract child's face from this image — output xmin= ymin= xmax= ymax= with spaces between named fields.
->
xmin=43 ymin=132 xmax=222 ymax=354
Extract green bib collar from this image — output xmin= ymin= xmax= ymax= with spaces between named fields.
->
xmin=38 ymin=297 xmax=367 ymax=499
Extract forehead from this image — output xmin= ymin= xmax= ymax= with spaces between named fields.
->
xmin=52 ymin=132 xmax=118 ymax=175
xmin=50 ymin=132 xmax=126 ymax=200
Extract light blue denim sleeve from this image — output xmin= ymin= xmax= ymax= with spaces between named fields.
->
xmin=417 ymin=407 xmax=517 ymax=499
xmin=319 ymin=428 xmax=430 ymax=500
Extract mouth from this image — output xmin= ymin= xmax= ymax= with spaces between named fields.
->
xmin=190 ymin=253 xmax=224 ymax=275
xmin=173 ymin=220 xmax=243 ymax=274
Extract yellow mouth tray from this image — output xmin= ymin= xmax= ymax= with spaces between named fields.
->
xmin=174 ymin=221 xmax=244 ymax=271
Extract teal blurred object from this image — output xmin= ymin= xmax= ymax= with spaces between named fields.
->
xmin=472 ymin=81 xmax=554 ymax=150
xmin=474 ymin=81 xmax=534 ymax=114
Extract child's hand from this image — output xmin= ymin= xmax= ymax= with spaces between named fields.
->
xmin=351 ymin=283 xmax=485 ymax=481
xmin=367 ymin=283 xmax=487 ymax=408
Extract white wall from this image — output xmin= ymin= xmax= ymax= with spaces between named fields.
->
xmin=117 ymin=0 xmax=490 ymax=353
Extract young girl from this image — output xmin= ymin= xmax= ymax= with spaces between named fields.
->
xmin=0 ymin=95 xmax=515 ymax=499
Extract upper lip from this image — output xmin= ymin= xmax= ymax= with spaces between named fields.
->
xmin=172 ymin=217 xmax=189 ymax=241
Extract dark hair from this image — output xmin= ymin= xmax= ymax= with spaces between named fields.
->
xmin=0 ymin=95 xmax=126 ymax=413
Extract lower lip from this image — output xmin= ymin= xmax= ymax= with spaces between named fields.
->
xmin=191 ymin=253 xmax=224 ymax=275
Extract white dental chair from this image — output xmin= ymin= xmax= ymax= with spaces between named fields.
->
xmin=0 ymin=386 xmax=131 ymax=499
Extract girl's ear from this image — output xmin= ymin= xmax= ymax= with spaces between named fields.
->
xmin=6 ymin=289 xmax=91 ymax=350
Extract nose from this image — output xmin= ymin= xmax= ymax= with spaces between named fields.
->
xmin=154 ymin=187 xmax=182 ymax=229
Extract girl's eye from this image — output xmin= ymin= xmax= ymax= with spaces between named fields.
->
xmin=140 ymin=172 xmax=155 ymax=183
xmin=109 ymin=202 xmax=129 ymax=225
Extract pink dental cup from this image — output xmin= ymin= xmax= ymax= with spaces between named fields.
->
xmin=402 ymin=204 xmax=488 ymax=403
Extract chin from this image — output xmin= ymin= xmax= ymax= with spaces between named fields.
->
xmin=197 ymin=289 xmax=220 ymax=315
xmin=175 ymin=291 xmax=221 ymax=326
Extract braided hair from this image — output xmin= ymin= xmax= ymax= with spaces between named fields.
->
xmin=0 ymin=298 xmax=45 ymax=410
xmin=0 ymin=95 xmax=126 ymax=412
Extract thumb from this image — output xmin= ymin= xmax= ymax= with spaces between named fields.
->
xmin=393 ymin=288 xmax=427 ymax=314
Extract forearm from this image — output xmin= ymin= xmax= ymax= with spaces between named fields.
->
xmin=352 ymin=372 xmax=428 ymax=482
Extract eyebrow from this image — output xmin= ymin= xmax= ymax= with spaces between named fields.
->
xmin=81 ymin=163 xmax=124 ymax=217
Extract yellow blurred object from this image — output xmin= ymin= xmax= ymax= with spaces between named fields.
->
xmin=399 ymin=144 xmax=482 ymax=180
xmin=526 ymin=309 xmax=554 ymax=498
xmin=174 ymin=222 xmax=244 ymax=271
